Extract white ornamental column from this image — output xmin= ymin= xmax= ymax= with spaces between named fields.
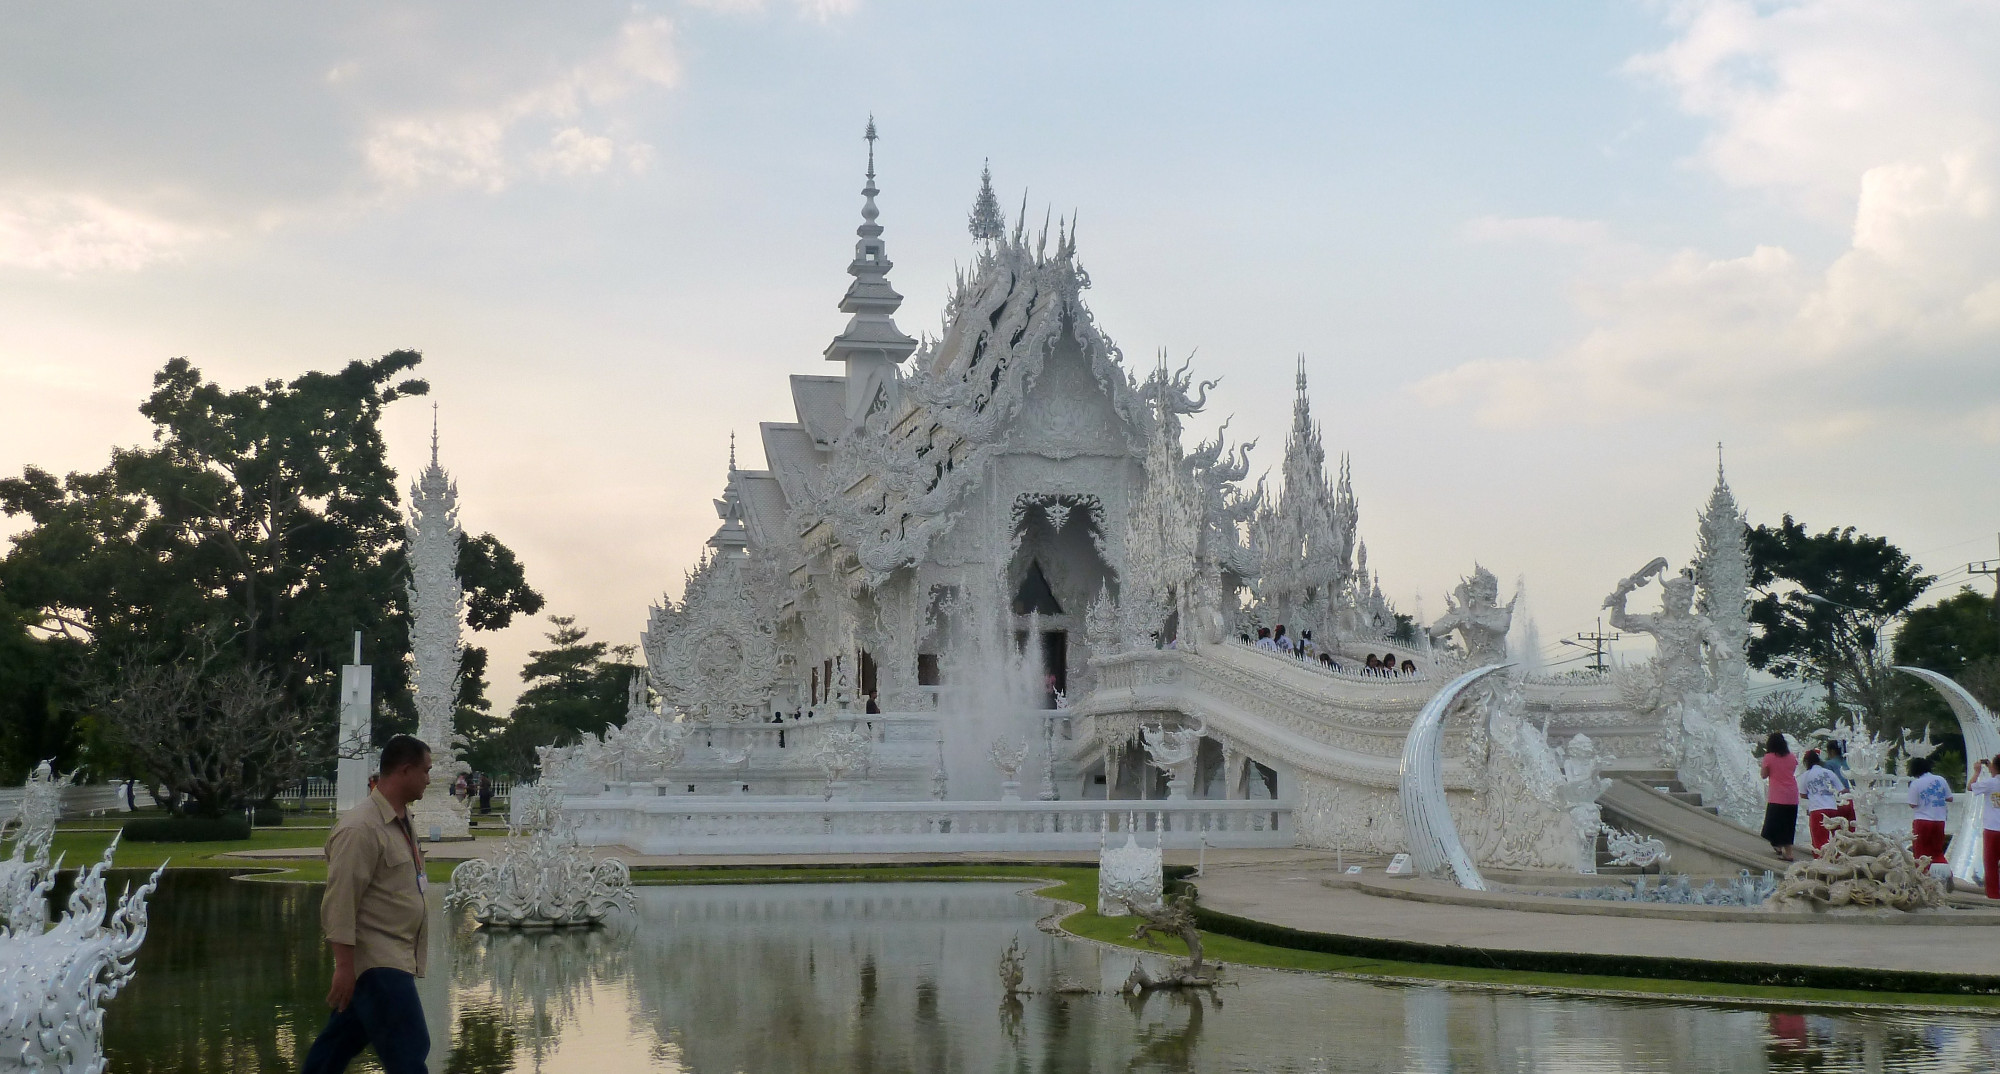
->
xmin=406 ymin=417 xmax=470 ymax=840
xmin=335 ymin=631 xmax=374 ymax=813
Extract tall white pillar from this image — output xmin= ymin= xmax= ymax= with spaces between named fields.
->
xmin=335 ymin=632 xmax=373 ymax=814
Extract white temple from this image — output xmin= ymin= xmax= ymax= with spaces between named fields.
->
xmin=545 ymin=126 xmax=1765 ymax=874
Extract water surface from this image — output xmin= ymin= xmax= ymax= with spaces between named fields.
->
xmin=103 ymin=872 xmax=2000 ymax=1073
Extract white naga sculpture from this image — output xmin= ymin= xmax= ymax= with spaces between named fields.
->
xmin=1893 ymin=665 xmax=2000 ymax=887
xmin=406 ymin=420 xmax=470 ymax=840
xmin=1598 ymin=824 xmax=1670 ymax=870
xmin=447 ymin=782 xmax=635 ymax=929
xmin=1605 ymin=558 xmax=1760 ymax=826
xmin=1 ymin=836 xmax=165 ymax=1074
xmin=1140 ymin=723 xmax=1204 ymax=800
xmin=1399 ymin=664 xmax=1511 ymax=890
xmin=1427 ymin=566 xmax=1514 ymax=665
xmin=1097 ymin=828 xmax=1164 ymax=917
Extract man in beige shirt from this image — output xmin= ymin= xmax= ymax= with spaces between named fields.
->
xmin=302 ymin=734 xmax=433 ymax=1074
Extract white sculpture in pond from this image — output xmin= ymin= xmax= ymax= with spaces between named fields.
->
xmin=1605 ymin=558 xmax=1761 ymax=827
xmin=448 ymin=782 xmax=635 ymax=929
xmin=0 ymin=835 xmax=165 ymax=1074
xmin=1097 ymin=830 xmax=1164 ymax=917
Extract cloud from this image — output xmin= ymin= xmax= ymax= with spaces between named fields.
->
xmin=1462 ymin=215 xmax=1610 ymax=247
xmin=684 ymin=0 xmax=860 ymax=20
xmin=0 ymin=191 xmax=211 ymax=274
xmin=1420 ymin=0 xmax=2000 ymax=434
xmin=361 ymin=15 xmax=678 ymax=193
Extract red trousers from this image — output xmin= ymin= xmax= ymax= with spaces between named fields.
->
xmin=1808 ymin=809 xmax=1835 ymax=852
xmin=1985 ymin=829 xmax=2000 ymax=900
xmin=1911 ymin=819 xmax=1948 ymax=865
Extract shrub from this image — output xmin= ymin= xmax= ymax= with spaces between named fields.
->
xmin=251 ymin=807 xmax=284 ymax=827
xmin=122 ymin=816 xmax=253 ymax=842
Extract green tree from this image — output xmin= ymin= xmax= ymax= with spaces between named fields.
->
xmin=1893 ymin=586 xmax=2000 ymax=736
xmin=0 ymin=353 xmax=541 ymax=780
xmin=1747 ymin=514 xmax=1933 ymax=737
xmin=486 ymin=615 xmax=638 ymax=778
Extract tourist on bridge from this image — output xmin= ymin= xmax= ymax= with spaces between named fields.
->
xmin=1799 ymin=749 xmax=1843 ymax=852
xmin=303 ymin=734 xmax=434 ymax=1074
xmin=1906 ymin=756 xmax=1952 ymax=866
xmin=1273 ymin=625 xmax=1293 ymax=652
xmin=1254 ymin=627 xmax=1277 ymax=651
xmin=1759 ymin=733 xmax=1800 ymax=862
xmin=1966 ymin=755 xmax=2000 ymax=899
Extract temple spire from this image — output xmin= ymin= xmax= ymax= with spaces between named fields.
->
xmin=826 ymin=117 xmax=917 ymax=423
xmin=429 ymin=403 xmax=440 ymax=469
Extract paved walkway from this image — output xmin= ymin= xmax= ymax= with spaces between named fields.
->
xmin=1191 ymin=854 xmax=2000 ymax=978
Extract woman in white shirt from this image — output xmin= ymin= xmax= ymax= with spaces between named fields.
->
xmin=1905 ymin=755 xmax=1953 ymax=867
xmin=1967 ymin=755 xmax=2000 ymax=899
xmin=1798 ymin=749 xmax=1845 ymax=853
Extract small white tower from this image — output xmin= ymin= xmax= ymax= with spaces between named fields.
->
xmin=824 ymin=117 xmax=916 ymax=431
xmin=406 ymin=409 xmax=470 ymax=839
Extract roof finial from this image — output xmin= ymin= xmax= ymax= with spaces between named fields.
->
xmin=729 ymin=431 xmax=738 ymax=472
xmin=864 ymin=114 xmax=877 ymax=184
xmin=969 ymin=158 xmax=1004 ymax=241
xmin=429 ymin=402 xmax=439 ymax=468
xmin=1716 ymin=441 xmax=1726 ymax=483
xmin=1296 ymin=353 xmax=1308 ymax=397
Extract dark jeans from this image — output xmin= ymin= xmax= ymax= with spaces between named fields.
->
xmin=302 ymin=967 xmax=430 ymax=1074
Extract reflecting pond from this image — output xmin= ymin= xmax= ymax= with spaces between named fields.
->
xmin=103 ymin=871 xmax=2000 ymax=1073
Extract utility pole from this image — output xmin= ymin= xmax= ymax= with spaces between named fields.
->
xmin=1562 ymin=617 xmax=1621 ymax=673
xmin=1971 ymin=532 xmax=1999 ymax=623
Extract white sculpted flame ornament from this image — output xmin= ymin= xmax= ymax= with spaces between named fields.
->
xmin=0 ymin=835 xmax=165 ymax=1074
xmin=447 ymin=782 xmax=635 ymax=929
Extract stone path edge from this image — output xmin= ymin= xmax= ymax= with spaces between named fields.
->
xmin=1327 ymin=874 xmax=2000 ymax=924
xmin=1189 ymin=901 xmax=2000 ymax=997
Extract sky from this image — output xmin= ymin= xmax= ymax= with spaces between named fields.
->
xmin=3 ymin=1 xmax=1997 ymax=711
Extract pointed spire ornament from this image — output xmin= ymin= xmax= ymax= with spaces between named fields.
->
xmin=824 ymin=118 xmax=916 ymax=378
xmin=969 ymin=158 xmax=1005 ymax=241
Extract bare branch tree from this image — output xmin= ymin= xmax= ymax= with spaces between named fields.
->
xmin=88 ymin=641 xmax=314 ymax=817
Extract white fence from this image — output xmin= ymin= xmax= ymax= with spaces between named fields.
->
xmin=0 ymin=783 xmax=129 ymax=818
xmin=565 ymin=796 xmax=1294 ymax=855
xmin=277 ymin=776 xmax=513 ymax=804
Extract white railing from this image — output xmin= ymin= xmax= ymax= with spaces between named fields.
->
xmin=275 ymin=776 xmax=513 ymax=804
xmin=565 ymin=796 xmax=1293 ymax=855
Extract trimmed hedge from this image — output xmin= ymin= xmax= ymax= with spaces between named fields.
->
xmin=251 ymin=807 xmax=284 ymax=827
xmin=1190 ymin=904 xmax=2000 ymax=996
xmin=122 ymin=816 xmax=253 ymax=843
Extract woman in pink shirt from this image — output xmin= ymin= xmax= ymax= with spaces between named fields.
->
xmin=1759 ymin=732 xmax=1800 ymax=862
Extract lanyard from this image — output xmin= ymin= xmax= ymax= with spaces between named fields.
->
xmin=391 ymin=815 xmax=427 ymax=890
